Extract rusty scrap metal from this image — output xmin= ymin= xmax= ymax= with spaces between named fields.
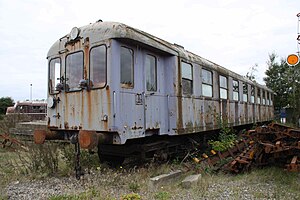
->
xmin=286 ymin=156 xmax=299 ymax=172
xmin=193 ymin=123 xmax=300 ymax=173
xmin=225 ymin=123 xmax=300 ymax=173
xmin=192 ymin=138 xmax=252 ymax=169
xmin=0 ymin=133 xmax=26 ymax=151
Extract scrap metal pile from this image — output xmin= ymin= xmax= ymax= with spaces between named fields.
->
xmin=0 ymin=133 xmax=26 ymax=151
xmin=196 ymin=122 xmax=300 ymax=173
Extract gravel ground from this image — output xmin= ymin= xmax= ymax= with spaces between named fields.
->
xmin=6 ymin=177 xmax=88 ymax=200
xmin=4 ymin=168 xmax=300 ymax=200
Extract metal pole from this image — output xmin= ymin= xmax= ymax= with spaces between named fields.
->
xmin=30 ymin=84 xmax=32 ymax=101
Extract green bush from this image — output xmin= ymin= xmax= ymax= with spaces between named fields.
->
xmin=208 ymin=125 xmax=237 ymax=152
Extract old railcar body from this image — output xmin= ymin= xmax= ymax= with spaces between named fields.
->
xmin=6 ymin=101 xmax=47 ymax=121
xmin=36 ymin=21 xmax=273 ymax=155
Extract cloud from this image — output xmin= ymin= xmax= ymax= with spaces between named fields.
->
xmin=0 ymin=0 xmax=299 ymax=101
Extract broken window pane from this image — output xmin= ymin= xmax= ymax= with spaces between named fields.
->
xmin=233 ymin=80 xmax=239 ymax=101
xmin=250 ymin=85 xmax=255 ymax=103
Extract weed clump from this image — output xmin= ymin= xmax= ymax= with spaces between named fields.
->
xmin=208 ymin=122 xmax=237 ymax=152
xmin=121 ymin=193 xmax=141 ymax=200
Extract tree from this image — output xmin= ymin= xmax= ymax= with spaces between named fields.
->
xmin=0 ymin=97 xmax=14 ymax=115
xmin=264 ymin=53 xmax=300 ymax=124
xmin=245 ymin=63 xmax=258 ymax=82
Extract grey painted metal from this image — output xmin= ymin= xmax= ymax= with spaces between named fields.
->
xmin=46 ymin=21 xmax=274 ymax=145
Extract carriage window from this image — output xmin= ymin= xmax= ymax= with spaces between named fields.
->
xmin=233 ymin=80 xmax=239 ymax=101
xmin=202 ymin=69 xmax=213 ymax=97
xmin=219 ymin=75 xmax=227 ymax=99
xmin=120 ymin=47 xmax=134 ymax=88
xmin=181 ymin=62 xmax=193 ymax=95
xmin=250 ymin=85 xmax=255 ymax=103
xmin=270 ymin=93 xmax=273 ymax=105
xmin=90 ymin=45 xmax=107 ymax=88
xmin=257 ymin=88 xmax=261 ymax=104
xmin=262 ymin=90 xmax=266 ymax=105
xmin=266 ymin=91 xmax=270 ymax=105
xmin=243 ymin=83 xmax=248 ymax=102
xmin=66 ymin=52 xmax=83 ymax=91
xmin=49 ymin=58 xmax=61 ymax=94
xmin=146 ymin=54 xmax=157 ymax=91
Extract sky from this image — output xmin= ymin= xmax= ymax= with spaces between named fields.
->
xmin=0 ymin=0 xmax=299 ymax=101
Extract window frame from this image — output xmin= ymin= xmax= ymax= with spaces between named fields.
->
xmin=145 ymin=54 xmax=157 ymax=92
xmin=202 ymin=68 xmax=213 ymax=97
xmin=65 ymin=51 xmax=84 ymax=92
xmin=250 ymin=85 xmax=255 ymax=103
xmin=89 ymin=44 xmax=107 ymax=90
xmin=232 ymin=79 xmax=239 ymax=101
xmin=243 ymin=82 xmax=248 ymax=102
xmin=181 ymin=61 xmax=193 ymax=95
xmin=120 ymin=46 xmax=134 ymax=89
xmin=266 ymin=91 xmax=270 ymax=105
xmin=219 ymin=75 xmax=228 ymax=99
xmin=257 ymin=88 xmax=261 ymax=104
xmin=48 ymin=57 xmax=61 ymax=95
xmin=262 ymin=90 xmax=266 ymax=105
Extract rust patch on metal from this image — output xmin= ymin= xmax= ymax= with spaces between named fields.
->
xmin=106 ymin=85 xmax=111 ymax=116
xmin=103 ymin=121 xmax=108 ymax=131
xmin=176 ymin=58 xmax=183 ymax=132
xmin=132 ymin=122 xmax=143 ymax=130
xmin=34 ymin=130 xmax=63 ymax=144
xmin=33 ymin=130 xmax=47 ymax=144
xmin=87 ymin=90 xmax=92 ymax=129
xmin=64 ymin=122 xmax=69 ymax=129
xmin=79 ymin=130 xmax=98 ymax=149
xmin=83 ymin=37 xmax=89 ymax=81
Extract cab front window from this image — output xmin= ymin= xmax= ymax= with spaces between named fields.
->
xmin=66 ymin=51 xmax=84 ymax=91
xmin=49 ymin=58 xmax=61 ymax=94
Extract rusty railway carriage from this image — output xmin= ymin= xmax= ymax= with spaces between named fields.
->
xmin=6 ymin=101 xmax=47 ymax=121
xmin=35 ymin=21 xmax=274 ymax=163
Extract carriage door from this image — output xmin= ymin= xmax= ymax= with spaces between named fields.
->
xmin=144 ymin=54 xmax=163 ymax=134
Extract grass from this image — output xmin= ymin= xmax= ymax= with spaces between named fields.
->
xmin=1 ymin=144 xmax=300 ymax=199
xmin=1 ymin=115 xmax=299 ymax=199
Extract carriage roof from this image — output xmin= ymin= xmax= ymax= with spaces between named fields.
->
xmin=47 ymin=21 xmax=272 ymax=92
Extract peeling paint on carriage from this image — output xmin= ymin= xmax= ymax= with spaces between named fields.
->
xmin=44 ymin=21 xmax=274 ymax=147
